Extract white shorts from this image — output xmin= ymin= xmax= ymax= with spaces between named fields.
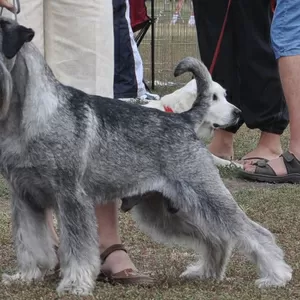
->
xmin=3 ymin=0 xmax=114 ymax=98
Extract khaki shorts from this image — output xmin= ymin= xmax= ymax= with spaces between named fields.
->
xmin=3 ymin=0 xmax=114 ymax=98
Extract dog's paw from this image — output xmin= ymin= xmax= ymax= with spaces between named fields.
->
xmin=56 ymin=269 xmax=95 ymax=296
xmin=180 ymin=269 xmax=201 ymax=279
xmin=255 ymin=263 xmax=292 ymax=288
xmin=2 ymin=268 xmax=45 ymax=285
xmin=56 ymin=278 xmax=94 ymax=296
xmin=180 ymin=262 xmax=222 ymax=280
xmin=180 ymin=263 xmax=207 ymax=280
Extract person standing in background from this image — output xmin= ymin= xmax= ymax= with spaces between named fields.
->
xmin=192 ymin=0 xmax=289 ymax=165
xmin=113 ymin=0 xmax=160 ymax=101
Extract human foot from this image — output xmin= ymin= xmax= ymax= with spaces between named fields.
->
xmin=243 ymin=155 xmax=286 ymax=175
xmin=242 ymin=132 xmax=282 ymax=165
xmin=239 ymin=151 xmax=300 ymax=183
xmin=99 ymin=244 xmax=154 ymax=285
xmin=100 ymin=245 xmax=137 ymax=275
xmin=241 ymin=146 xmax=282 ymax=165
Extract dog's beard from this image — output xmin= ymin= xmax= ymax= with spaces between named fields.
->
xmin=197 ymin=124 xmax=214 ymax=139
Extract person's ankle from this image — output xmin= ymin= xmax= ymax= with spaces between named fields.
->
xmin=288 ymin=145 xmax=300 ymax=159
xmin=258 ymin=132 xmax=282 ymax=156
xmin=101 ymin=249 xmax=137 ymax=274
xmin=208 ymin=129 xmax=234 ymax=159
xmin=99 ymin=241 xmax=122 ymax=254
xmin=254 ymin=144 xmax=282 ymax=157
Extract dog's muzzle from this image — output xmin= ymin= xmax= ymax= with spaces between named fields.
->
xmin=213 ymin=107 xmax=241 ymax=129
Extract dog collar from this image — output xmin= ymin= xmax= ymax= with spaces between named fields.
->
xmin=163 ymin=105 xmax=174 ymax=113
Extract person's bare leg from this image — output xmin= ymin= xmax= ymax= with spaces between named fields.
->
xmin=208 ymin=129 xmax=234 ymax=160
xmin=96 ymin=202 xmax=137 ymax=274
xmin=245 ymin=56 xmax=300 ymax=174
xmin=243 ymin=131 xmax=282 ymax=164
xmin=209 ymin=129 xmax=282 ymax=164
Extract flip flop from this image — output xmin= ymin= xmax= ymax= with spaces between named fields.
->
xmin=97 ymin=244 xmax=154 ymax=286
xmin=238 ymin=151 xmax=300 ymax=183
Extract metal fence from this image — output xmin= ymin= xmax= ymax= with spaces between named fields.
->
xmin=137 ymin=0 xmax=200 ymax=89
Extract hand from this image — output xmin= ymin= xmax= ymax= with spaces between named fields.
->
xmin=0 ymin=0 xmax=15 ymax=12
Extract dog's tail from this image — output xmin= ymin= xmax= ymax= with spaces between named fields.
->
xmin=174 ymin=57 xmax=212 ymax=128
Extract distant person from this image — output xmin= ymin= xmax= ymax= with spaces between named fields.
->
xmin=171 ymin=0 xmax=195 ymax=26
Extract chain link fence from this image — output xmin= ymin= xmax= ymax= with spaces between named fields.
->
xmin=137 ymin=0 xmax=200 ymax=90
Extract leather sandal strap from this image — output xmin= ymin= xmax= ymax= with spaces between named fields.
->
xmin=100 ymin=244 xmax=128 ymax=263
xmin=281 ymin=151 xmax=300 ymax=174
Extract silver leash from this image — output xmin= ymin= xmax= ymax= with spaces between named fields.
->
xmin=0 ymin=0 xmax=21 ymax=21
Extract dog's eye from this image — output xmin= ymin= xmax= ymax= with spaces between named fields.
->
xmin=213 ymin=94 xmax=218 ymax=101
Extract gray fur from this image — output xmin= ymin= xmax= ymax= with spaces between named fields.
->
xmin=0 ymin=18 xmax=292 ymax=295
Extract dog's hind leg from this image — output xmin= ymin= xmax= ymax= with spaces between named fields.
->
xmin=177 ymin=177 xmax=292 ymax=287
xmin=2 ymin=192 xmax=57 ymax=285
xmin=132 ymin=171 xmax=292 ymax=287
xmin=56 ymin=187 xmax=99 ymax=296
xmin=131 ymin=191 xmax=233 ymax=281
xmin=181 ymin=182 xmax=292 ymax=287
xmin=236 ymin=218 xmax=292 ymax=287
xmin=180 ymin=240 xmax=232 ymax=281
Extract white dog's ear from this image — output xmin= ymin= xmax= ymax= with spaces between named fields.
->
xmin=1 ymin=20 xmax=34 ymax=59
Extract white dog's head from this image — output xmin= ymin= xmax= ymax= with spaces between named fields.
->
xmin=171 ymin=58 xmax=241 ymax=139
xmin=195 ymin=79 xmax=241 ymax=138
xmin=204 ymin=80 xmax=240 ymax=131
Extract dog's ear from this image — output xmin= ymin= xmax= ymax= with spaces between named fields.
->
xmin=1 ymin=20 xmax=34 ymax=59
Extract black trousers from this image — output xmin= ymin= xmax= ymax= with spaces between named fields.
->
xmin=192 ymin=0 xmax=289 ymax=134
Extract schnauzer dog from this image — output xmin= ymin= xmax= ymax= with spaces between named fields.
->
xmin=0 ymin=18 xmax=292 ymax=295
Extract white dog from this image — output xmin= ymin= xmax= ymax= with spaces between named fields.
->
xmin=143 ymin=79 xmax=243 ymax=169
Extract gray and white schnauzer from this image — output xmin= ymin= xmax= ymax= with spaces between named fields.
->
xmin=0 ymin=17 xmax=292 ymax=296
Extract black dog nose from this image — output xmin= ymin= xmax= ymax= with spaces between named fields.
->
xmin=234 ymin=108 xmax=242 ymax=118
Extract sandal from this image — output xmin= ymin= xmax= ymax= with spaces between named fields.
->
xmin=238 ymin=151 xmax=300 ymax=183
xmin=97 ymin=244 xmax=154 ymax=286
xmin=237 ymin=156 xmax=269 ymax=165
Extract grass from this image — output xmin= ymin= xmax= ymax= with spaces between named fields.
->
xmin=0 ymin=108 xmax=299 ymax=300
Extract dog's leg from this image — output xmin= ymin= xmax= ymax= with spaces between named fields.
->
xmin=56 ymin=188 xmax=99 ymax=296
xmin=2 ymin=192 xmax=57 ymax=285
xmin=131 ymin=192 xmax=232 ymax=281
xmin=132 ymin=175 xmax=292 ymax=287
xmin=236 ymin=218 xmax=292 ymax=287
xmin=180 ymin=241 xmax=232 ymax=281
xmin=182 ymin=182 xmax=292 ymax=287
xmin=181 ymin=180 xmax=292 ymax=287
xmin=212 ymin=154 xmax=243 ymax=169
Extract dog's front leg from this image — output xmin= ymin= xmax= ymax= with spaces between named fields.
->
xmin=2 ymin=191 xmax=57 ymax=285
xmin=56 ymin=188 xmax=99 ymax=296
